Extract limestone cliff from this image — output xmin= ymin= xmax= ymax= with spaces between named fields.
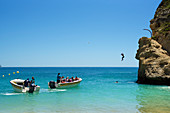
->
xmin=150 ymin=0 xmax=170 ymax=54
xmin=136 ymin=0 xmax=170 ymax=85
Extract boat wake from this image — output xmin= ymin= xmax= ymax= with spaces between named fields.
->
xmin=159 ymin=86 xmax=170 ymax=89
xmin=40 ymin=88 xmax=67 ymax=93
xmin=0 ymin=93 xmax=22 ymax=96
xmin=127 ymin=82 xmax=136 ymax=83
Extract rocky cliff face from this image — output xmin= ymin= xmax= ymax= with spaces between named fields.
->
xmin=136 ymin=0 xmax=170 ymax=85
xmin=150 ymin=0 xmax=170 ymax=54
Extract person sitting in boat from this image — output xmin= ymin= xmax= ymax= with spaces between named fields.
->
xmin=68 ymin=78 xmax=72 ymax=82
xmin=30 ymin=76 xmax=36 ymax=86
xmin=65 ymin=77 xmax=69 ymax=82
xmin=61 ymin=76 xmax=65 ymax=83
xmin=71 ymin=77 xmax=74 ymax=81
xmin=24 ymin=78 xmax=30 ymax=87
xmin=62 ymin=76 xmax=65 ymax=82
xmin=75 ymin=76 xmax=79 ymax=80
xmin=57 ymin=73 xmax=61 ymax=84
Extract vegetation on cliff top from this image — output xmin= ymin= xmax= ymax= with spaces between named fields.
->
xmin=151 ymin=0 xmax=170 ymax=41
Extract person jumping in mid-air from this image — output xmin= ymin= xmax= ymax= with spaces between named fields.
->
xmin=121 ymin=53 xmax=125 ymax=61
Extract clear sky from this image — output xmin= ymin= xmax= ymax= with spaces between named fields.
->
xmin=0 ymin=0 xmax=162 ymax=67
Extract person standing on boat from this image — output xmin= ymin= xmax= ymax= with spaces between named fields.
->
xmin=57 ymin=73 xmax=61 ymax=84
xmin=31 ymin=76 xmax=36 ymax=86
xmin=24 ymin=78 xmax=30 ymax=87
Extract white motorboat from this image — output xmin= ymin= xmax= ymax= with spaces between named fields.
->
xmin=10 ymin=79 xmax=40 ymax=93
xmin=48 ymin=78 xmax=82 ymax=89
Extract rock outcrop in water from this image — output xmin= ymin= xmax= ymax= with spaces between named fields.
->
xmin=136 ymin=0 xmax=170 ymax=85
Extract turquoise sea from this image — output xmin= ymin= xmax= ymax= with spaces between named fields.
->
xmin=0 ymin=67 xmax=170 ymax=113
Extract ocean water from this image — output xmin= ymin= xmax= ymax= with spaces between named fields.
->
xmin=0 ymin=67 xmax=170 ymax=113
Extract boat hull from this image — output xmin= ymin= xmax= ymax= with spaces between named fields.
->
xmin=48 ymin=78 xmax=82 ymax=89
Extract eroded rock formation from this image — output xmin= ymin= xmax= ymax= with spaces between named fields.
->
xmin=136 ymin=0 xmax=170 ymax=85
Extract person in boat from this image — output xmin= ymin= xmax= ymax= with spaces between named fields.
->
xmin=30 ymin=76 xmax=36 ymax=86
xmin=24 ymin=78 xmax=30 ymax=87
xmin=61 ymin=76 xmax=65 ymax=83
xmin=71 ymin=77 xmax=74 ymax=81
xmin=75 ymin=76 xmax=79 ymax=80
xmin=65 ymin=77 xmax=69 ymax=82
xmin=62 ymin=76 xmax=65 ymax=82
xmin=57 ymin=73 xmax=61 ymax=84
xmin=68 ymin=78 xmax=72 ymax=82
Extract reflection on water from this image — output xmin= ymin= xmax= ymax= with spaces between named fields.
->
xmin=136 ymin=85 xmax=170 ymax=113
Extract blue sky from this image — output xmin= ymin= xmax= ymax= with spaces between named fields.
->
xmin=0 ymin=0 xmax=162 ymax=67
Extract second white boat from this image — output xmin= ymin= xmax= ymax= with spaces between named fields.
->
xmin=48 ymin=78 xmax=82 ymax=89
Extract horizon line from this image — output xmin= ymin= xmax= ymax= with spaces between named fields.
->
xmin=0 ymin=66 xmax=138 ymax=68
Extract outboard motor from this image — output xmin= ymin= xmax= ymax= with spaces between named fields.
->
xmin=49 ymin=81 xmax=56 ymax=89
xmin=29 ymin=86 xmax=35 ymax=93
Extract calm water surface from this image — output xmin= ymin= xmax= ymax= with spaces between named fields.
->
xmin=0 ymin=67 xmax=170 ymax=113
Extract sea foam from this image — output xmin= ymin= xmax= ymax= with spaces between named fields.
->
xmin=40 ymin=88 xmax=67 ymax=93
xmin=1 ymin=93 xmax=22 ymax=96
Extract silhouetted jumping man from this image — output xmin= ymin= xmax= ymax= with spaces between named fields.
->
xmin=121 ymin=53 xmax=125 ymax=61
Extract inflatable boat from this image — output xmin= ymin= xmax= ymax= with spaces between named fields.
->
xmin=48 ymin=78 xmax=82 ymax=89
xmin=10 ymin=79 xmax=40 ymax=93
